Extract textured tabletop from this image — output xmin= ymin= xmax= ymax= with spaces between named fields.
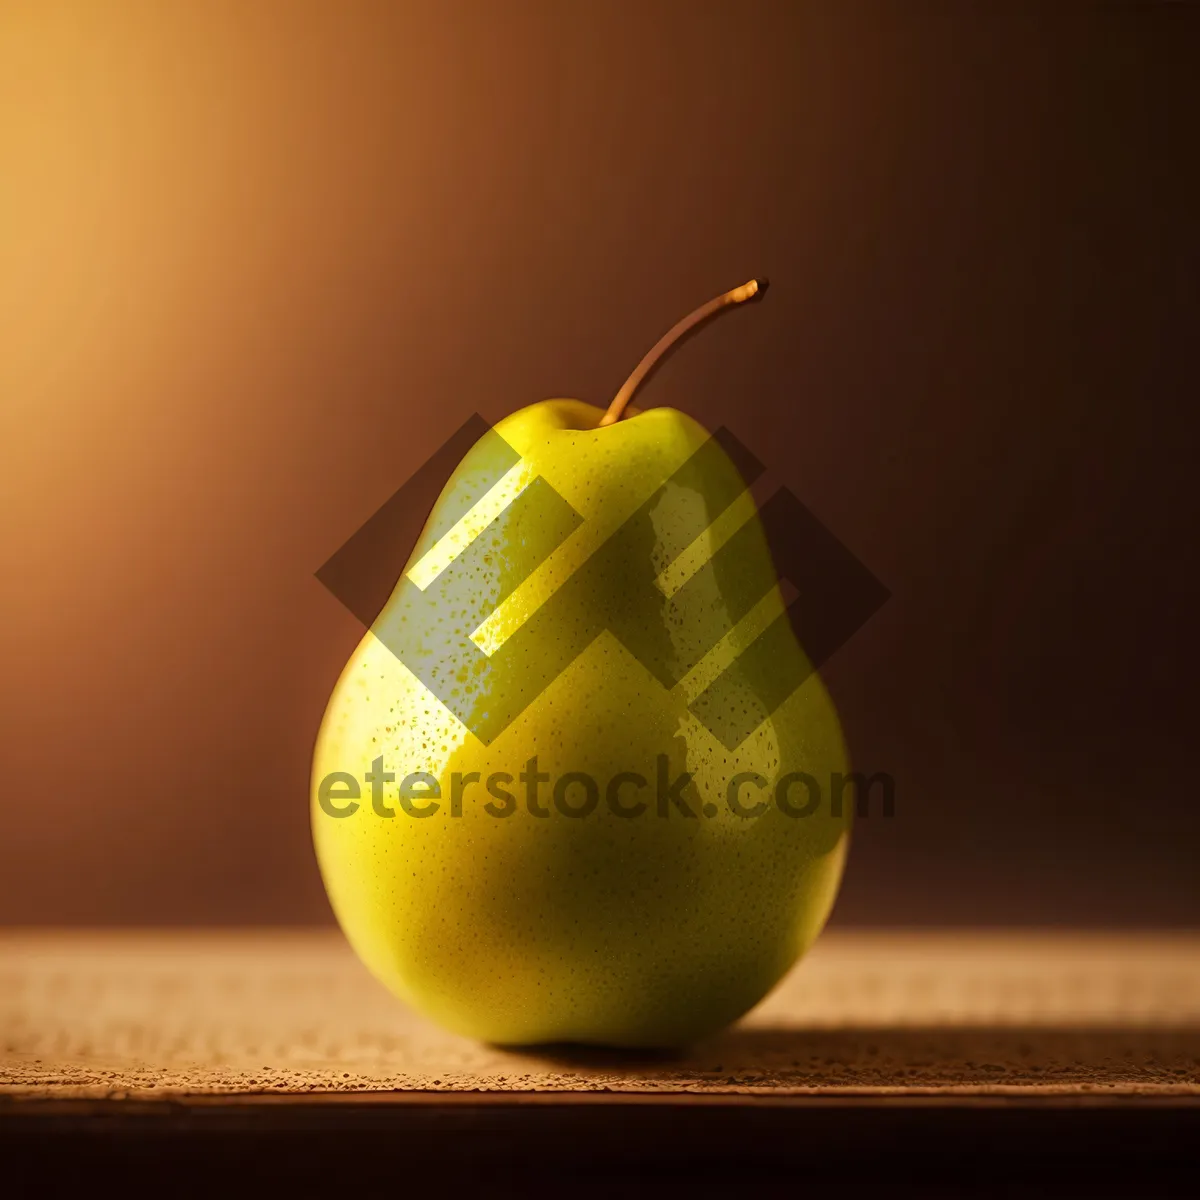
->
xmin=2 ymin=929 xmax=1198 ymax=1100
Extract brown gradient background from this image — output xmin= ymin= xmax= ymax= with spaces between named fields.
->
xmin=1 ymin=2 xmax=1196 ymax=927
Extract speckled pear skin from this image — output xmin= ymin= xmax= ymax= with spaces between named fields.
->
xmin=312 ymin=400 xmax=850 ymax=1048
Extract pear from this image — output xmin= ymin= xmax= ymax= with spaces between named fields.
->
xmin=312 ymin=280 xmax=851 ymax=1048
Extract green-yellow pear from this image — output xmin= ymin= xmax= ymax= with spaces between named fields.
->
xmin=312 ymin=280 xmax=851 ymax=1048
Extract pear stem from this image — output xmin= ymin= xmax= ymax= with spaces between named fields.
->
xmin=598 ymin=278 xmax=770 ymax=427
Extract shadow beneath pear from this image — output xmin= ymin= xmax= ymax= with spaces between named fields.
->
xmin=485 ymin=1039 xmax=689 ymax=1071
xmin=491 ymin=1023 xmax=1200 ymax=1088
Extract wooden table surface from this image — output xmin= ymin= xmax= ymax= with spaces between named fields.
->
xmin=3 ymin=929 xmax=1199 ymax=1190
